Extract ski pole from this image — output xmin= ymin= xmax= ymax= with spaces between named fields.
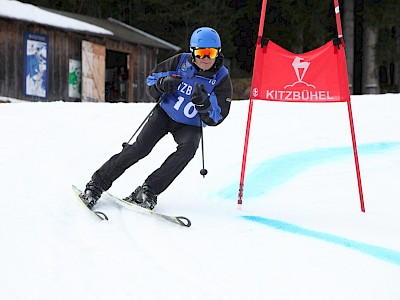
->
xmin=123 ymin=98 xmax=161 ymax=147
xmin=199 ymin=120 xmax=208 ymax=178
xmin=124 ymin=75 xmax=182 ymax=147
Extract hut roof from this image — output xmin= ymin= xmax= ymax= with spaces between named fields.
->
xmin=0 ymin=0 xmax=180 ymax=52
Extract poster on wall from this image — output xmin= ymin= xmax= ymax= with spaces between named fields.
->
xmin=24 ymin=32 xmax=48 ymax=98
xmin=69 ymin=59 xmax=81 ymax=99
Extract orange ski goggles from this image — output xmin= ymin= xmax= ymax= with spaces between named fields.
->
xmin=192 ymin=47 xmax=220 ymax=59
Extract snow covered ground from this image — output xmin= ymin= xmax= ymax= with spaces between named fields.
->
xmin=0 ymin=94 xmax=399 ymax=299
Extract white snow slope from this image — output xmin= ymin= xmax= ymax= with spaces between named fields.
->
xmin=0 ymin=94 xmax=399 ymax=299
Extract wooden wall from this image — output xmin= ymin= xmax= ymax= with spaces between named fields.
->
xmin=0 ymin=17 xmax=159 ymax=102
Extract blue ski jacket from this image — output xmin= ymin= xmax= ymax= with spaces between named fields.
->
xmin=146 ymin=53 xmax=232 ymax=127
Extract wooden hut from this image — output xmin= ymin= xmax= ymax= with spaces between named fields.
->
xmin=0 ymin=1 xmax=180 ymax=102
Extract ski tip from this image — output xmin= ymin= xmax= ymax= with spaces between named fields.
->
xmin=94 ymin=211 xmax=109 ymax=221
xmin=176 ymin=216 xmax=191 ymax=227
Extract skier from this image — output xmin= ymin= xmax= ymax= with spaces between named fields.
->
xmin=82 ymin=27 xmax=233 ymax=210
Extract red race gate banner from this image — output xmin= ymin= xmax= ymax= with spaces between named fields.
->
xmin=251 ymin=40 xmax=350 ymax=103
xmin=238 ymin=0 xmax=365 ymax=212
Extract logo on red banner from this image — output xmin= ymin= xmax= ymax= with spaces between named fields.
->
xmin=285 ymin=57 xmax=315 ymax=88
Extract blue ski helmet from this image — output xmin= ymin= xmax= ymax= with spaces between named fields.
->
xmin=190 ymin=27 xmax=221 ymax=49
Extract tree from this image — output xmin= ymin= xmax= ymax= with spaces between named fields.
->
xmin=364 ymin=0 xmax=400 ymax=66
xmin=363 ymin=0 xmax=400 ymax=91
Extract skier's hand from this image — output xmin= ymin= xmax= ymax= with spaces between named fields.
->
xmin=191 ymin=83 xmax=211 ymax=112
xmin=156 ymin=75 xmax=182 ymax=94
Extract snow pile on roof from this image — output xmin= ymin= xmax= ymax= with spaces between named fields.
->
xmin=0 ymin=0 xmax=112 ymax=35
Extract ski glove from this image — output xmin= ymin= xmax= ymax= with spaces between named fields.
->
xmin=191 ymin=83 xmax=211 ymax=113
xmin=155 ymin=75 xmax=182 ymax=94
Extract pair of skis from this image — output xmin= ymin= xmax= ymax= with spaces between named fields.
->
xmin=72 ymin=185 xmax=191 ymax=227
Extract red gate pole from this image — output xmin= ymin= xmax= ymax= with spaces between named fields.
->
xmin=347 ymin=101 xmax=366 ymax=212
xmin=334 ymin=0 xmax=344 ymax=38
xmin=237 ymin=99 xmax=254 ymax=209
xmin=334 ymin=0 xmax=365 ymax=212
xmin=237 ymin=0 xmax=268 ymax=209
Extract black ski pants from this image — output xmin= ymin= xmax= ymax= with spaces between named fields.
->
xmin=92 ymin=106 xmax=202 ymax=195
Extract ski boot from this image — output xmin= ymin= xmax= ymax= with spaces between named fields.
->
xmin=82 ymin=180 xmax=103 ymax=210
xmin=124 ymin=183 xmax=157 ymax=210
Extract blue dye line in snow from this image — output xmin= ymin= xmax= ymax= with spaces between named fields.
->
xmin=218 ymin=141 xmax=400 ymax=199
xmin=242 ymin=216 xmax=400 ymax=266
